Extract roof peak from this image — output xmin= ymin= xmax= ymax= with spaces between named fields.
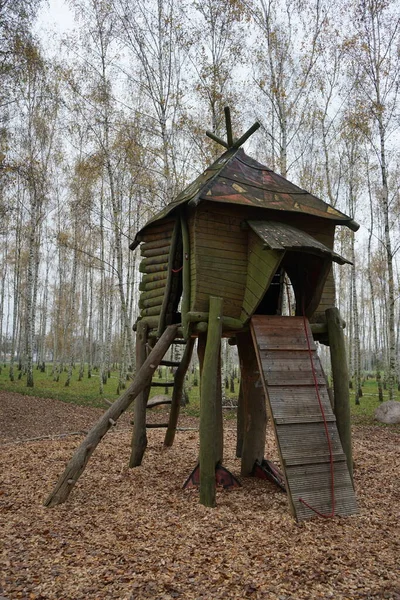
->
xmin=206 ymin=106 xmax=260 ymax=151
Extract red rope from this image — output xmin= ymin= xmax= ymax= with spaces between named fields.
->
xmin=171 ymin=266 xmax=183 ymax=273
xmin=299 ymin=304 xmax=335 ymax=519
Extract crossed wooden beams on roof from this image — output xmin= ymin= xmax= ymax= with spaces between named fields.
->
xmin=206 ymin=106 xmax=260 ymax=150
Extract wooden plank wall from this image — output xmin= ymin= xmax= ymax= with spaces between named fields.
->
xmin=188 ymin=204 xmax=341 ymax=323
xmin=137 ymin=218 xmax=176 ymax=333
xmin=189 ymin=204 xmax=248 ymax=319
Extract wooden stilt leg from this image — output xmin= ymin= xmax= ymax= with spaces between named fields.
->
xmin=237 ymin=329 xmax=267 ymax=476
xmin=236 ymin=378 xmax=244 ymax=458
xmin=129 ymin=320 xmax=151 ymax=467
xmin=215 ymin=351 xmax=223 ymax=464
xmin=198 ymin=331 xmax=223 ymax=463
xmin=197 ymin=333 xmax=206 ymax=386
xmin=164 ymin=338 xmax=195 ymax=447
xmin=199 ymin=296 xmax=223 ymax=507
xmin=326 ymin=307 xmax=354 ymax=483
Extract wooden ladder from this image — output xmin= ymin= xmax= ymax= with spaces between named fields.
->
xmin=250 ymin=315 xmax=358 ymax=521
xmin=144 ymin=338 xmax=188 ymax=421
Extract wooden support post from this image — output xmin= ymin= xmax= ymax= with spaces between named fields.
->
xmin=215 ymin=351 xmax=223 ymax=464
xmin=198 ymin=332 xmax=223 ymax=464
xmin=180 ymin=214 xmax=191 ymax=339
xmin=129 ymin=321 xmax=151 ymax=467
xmin=199 ymin=296 xmax=223 ymax=507
xmin=43 ymin=325 xmax=178 ymax=508
xmin=197 ymin=332 xmax=206 ymax=387
xmin=164 ymin=337 xmax=195 ymax=447
xmin=236 ymin=329 xmax=267 ymax=476
xmin=236 ymin=378 xmax=244 ymax=458
xmin=326 ymin=307 xmax=354 ymax=483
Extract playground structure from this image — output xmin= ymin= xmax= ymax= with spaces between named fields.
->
xmin=45 ymin=108 xmax=358 ymax=521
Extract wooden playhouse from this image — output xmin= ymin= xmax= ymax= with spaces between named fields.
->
xmin=45 ymin=111 xmax=358 ymax=521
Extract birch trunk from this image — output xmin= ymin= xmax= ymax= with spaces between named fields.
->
xmin=25 ymin=193 xmax=38 ymax=388
xmin=65 ymin=223 xmax=79 ymax=388
xmin=9 ymin=205 xmax=22 ymax=382
xmin=366 ymin=166 xmax=383 ymax=401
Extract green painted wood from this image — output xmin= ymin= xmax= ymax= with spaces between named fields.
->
xmin=164 ymin=338 xmax=195 ymax=447
xmin=140 ymin=271 xmax=168 ymax=286
xmin=326 ymin=307 xmax=353 ymax=483
xmin=237 ymin=329 xmax=267 ymax=475
xmin=141 ymin=238 xmax=173 ymax=252
xmin=194 ymin=286 xmax=244 ymax=302
xmin=139 ymin=287 xmax=168 ymax=302
xmin=140 ymin=306 xmax=163 ymax=318
xmin=139 ymin=254 xmax=170 ymax=269
xmin=191 ymin=292 xmax=242 ymax=319
xmin=141 ymin=244 xmax=171 ymax=258
xmin=186 ymin=311 xmax=243 ymax=330
xmin=135 ymin=316 xmax=160 ymax=330
xmin=139 ymin=262 xmax=168 ymax=274
xmin=181 ymin=213 xmax=191 ymax=338
xmin=199 ymin=297 xmax=223 ymax=507
xmin=139 ymin=218 xmax=176 ymax=240
xmin=195 ymin=234 xmax=247 ymax=254
xmin=129 ymin=320 xmax=151 ymax=467
xmin=158 ymin=218 xmax=180 ymax=337
xmin=139 ymin=294 xmax=165 ymax=309
xmin=139 ymin=277 xmax=167 ymax=293
xmin=140 ymin=230 xmax=173 ymax=243
xmin=191 ymin=268 xmax=247 ymax=286
xmin=197 ymin=255 xmax=248 ymax=272
xmin=240 ymin=233 xmax=283 ymax=323
xmin=243 ymin=273 xmax=265 ymax=298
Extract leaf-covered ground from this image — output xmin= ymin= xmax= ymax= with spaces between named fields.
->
xmin=0 ymin=391 xmax=399 ymax=600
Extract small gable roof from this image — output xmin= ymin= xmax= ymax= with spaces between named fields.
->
xmin=131 ymin=147 xmax=358 ymax=249
xmin=247 ymin=220 xmax=351 ymax=265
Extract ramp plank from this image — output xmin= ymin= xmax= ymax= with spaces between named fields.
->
xmin=250 ymin=315 xmax=358 ymax=521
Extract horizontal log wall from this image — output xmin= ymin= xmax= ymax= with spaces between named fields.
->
xmin=137 ymin=218 xmax=176 ymax=333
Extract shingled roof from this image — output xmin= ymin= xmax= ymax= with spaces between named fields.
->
xmin=130 ymin=147 xmax=358 ymax=249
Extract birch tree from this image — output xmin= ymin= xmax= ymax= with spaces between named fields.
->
xmin=14 ymin=40 xmax=58 ymax=387
xmin=344 ymin=0 xmax=400 ymax=400
xmin=186 ymin=0 xmax=245 ymax=163
xmin=246 ymin=0 xmax=327 ymax=177
xmin=67 ymin=0 xmax=135 ymax=369
xmin=115 ymin=0 xmax=188 ymax=209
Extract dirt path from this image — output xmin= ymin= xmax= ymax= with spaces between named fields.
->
xmin=0 ymin=392 xmax=399 ymax=599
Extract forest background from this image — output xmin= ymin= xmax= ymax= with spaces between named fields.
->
xmin=1 ymin=0 xmax=400 ymax=408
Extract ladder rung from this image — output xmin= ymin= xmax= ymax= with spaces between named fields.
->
xmin=284 ymin=453 xmax=346 ymax=467
xmin=275 ymin=415 xmax=336 ymax=425
xmin=267 ymin=382 xmax=327 ymax=387
xmin=160 ymin=360 xmax=180 ymax=367
xmin=151 ymin=382 xmax=174 ymax=387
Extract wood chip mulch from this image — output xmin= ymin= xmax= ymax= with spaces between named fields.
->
xmin=0 ymin=391 xmax=399 ymax=600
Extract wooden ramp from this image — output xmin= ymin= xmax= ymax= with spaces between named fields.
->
xmin=250 ymin=315 xmax=358 ymax=521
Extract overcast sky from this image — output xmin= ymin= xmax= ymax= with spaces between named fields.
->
xmin=36 ymin=0 xmax=75 ymax=37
